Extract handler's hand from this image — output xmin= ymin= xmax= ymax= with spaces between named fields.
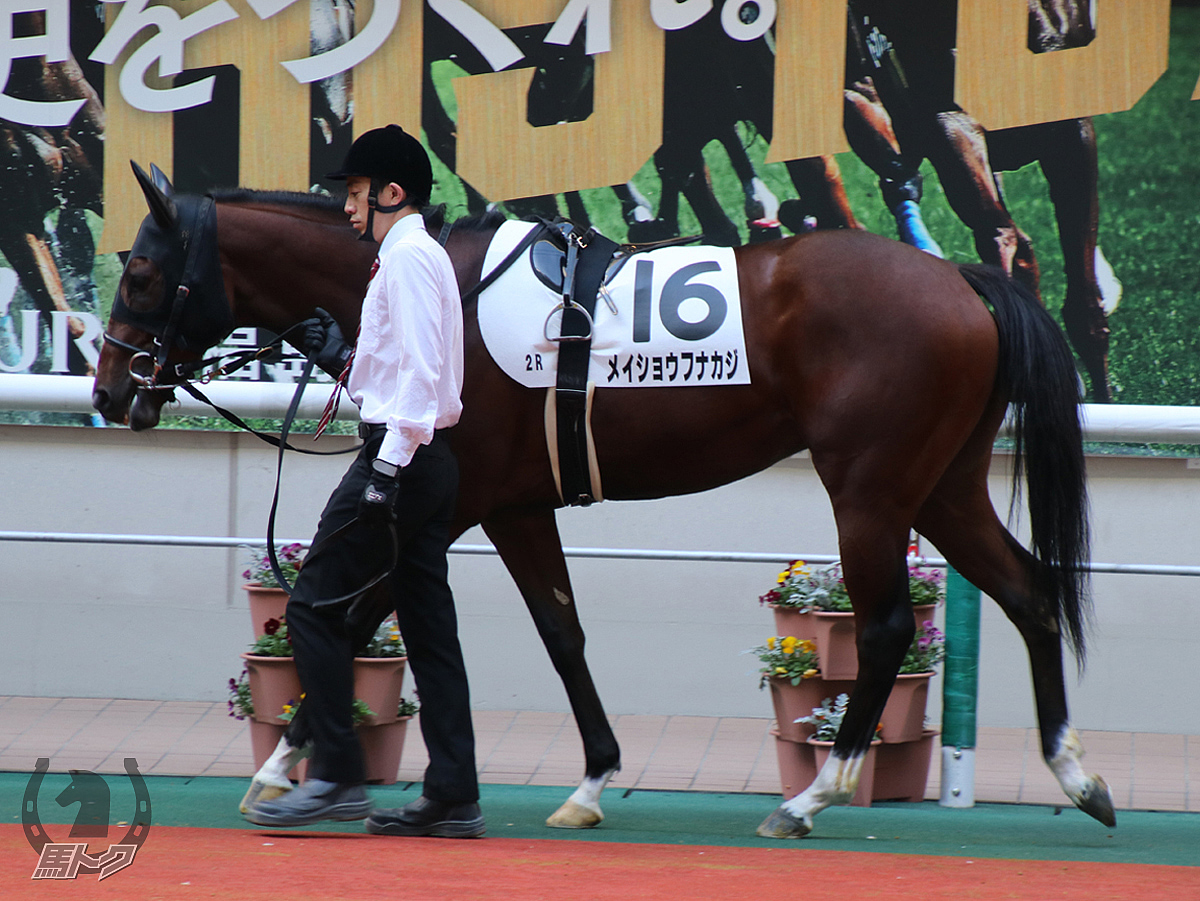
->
xmin=359 ymin=460 xmax=400 ymax=526
xmin=302 ymin=307 xmax=352 ymax=377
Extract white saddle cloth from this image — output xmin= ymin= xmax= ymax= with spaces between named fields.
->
xmin=476 ymin=221 xmax=750 ymax=389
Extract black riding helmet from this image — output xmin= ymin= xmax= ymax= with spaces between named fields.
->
xmin=327 ymin=125 xmax=432 ymax=240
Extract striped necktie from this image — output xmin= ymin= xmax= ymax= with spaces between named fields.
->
xmin=314 ymin=257 xmax=378 ymax=438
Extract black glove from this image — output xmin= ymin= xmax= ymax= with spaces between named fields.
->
xmin=359 ymin=459 xmax=400 ymax=526
xmin=301 ymin=307 xmax=352 ymax=377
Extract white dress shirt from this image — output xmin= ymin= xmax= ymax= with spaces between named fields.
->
xmin=348 ymin=213 xmax=464 ymax=468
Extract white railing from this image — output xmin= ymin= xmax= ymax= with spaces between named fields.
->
xmin=4 ymin=374 xmax=1200 ymax=443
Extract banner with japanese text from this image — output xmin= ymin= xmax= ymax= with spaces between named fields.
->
xmin=1 ymin=0 xmax=1198 ymax=425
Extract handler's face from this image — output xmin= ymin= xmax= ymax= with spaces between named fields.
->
xmin=344 ymin=176 xmax=371 ymax=235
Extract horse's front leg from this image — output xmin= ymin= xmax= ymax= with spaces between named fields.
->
xmin=759 ymin=538 xmax=914 ymax=839
xmin=482 ymin=508 xmax=621 ymax=828
xmin=238 ymin=707 xmax=313 ymax=813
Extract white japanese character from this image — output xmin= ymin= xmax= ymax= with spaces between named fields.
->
xmin=0 ymin=1 xmax=87 ymax=126
xmin=90 ymin=0 xmax=238 ymax=113
xmin=281 ymin=0 xmax=401 ymax=84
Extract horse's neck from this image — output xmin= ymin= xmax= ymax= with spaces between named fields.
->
xmin=219 ymin=202 xmax=371 ymax=332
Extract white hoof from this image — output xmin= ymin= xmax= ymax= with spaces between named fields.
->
xmin=239 ymin=778 xmax=293 ymax=814
xmin=546 ymin=799 xmax=604 ymax=829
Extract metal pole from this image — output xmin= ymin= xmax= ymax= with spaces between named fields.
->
xmin=940 ymin=565 xmax=982 ymax=807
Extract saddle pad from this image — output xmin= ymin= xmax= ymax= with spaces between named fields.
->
xmin=477 ymin=221 xmax=750 ymax=389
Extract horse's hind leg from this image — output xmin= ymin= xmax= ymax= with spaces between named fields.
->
xmin=760 ymin=462 xmax=920 ymax=837
xmin=913 ymin=458 xmax=1115 ymax=826
xmin=482 ymin=508 xmax=621 ymax=828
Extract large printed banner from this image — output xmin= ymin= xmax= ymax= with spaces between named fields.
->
xmin=1 ymin=0 xmax=1198 ymax=417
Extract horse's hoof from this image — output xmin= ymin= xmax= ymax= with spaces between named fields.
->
xmin=239 ymin=780 xmax=292 ymax=815
xmin=546 ymin=799 xmax=603 ymax=829
xmin=755 ymin=807 xmax=812 ymax=839
xmin=1073 ymin=775 xmax=1116 ymax=828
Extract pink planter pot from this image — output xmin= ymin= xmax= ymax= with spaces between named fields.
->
xmin=770 ymin=730 xmax=817 ymax=800
xmin=247 ymin=720 xmax=307 ymax=781
xmin=810 ymin=607 xmax=939 ymax=682
xmin=873 ymin=729 xmax=937 ymax=802
xmin=879 ymin=672 xmax=932 ymax=744
xmin=807 ymin=739 xmax=880 ymax=807
xmin=357 ymin=717 xmax=411 ymax=785
xmin=241 ymin=653 xmax=302 ymax=725
xmin=767 ymin=675 xmax=855 ymax=743
xmin=243 ymin=583 xmax=289 ymax=639
xmin=352 ymin=656 xmax=408 ymax=725
xmin=811 ymin=611 xmax=858 ymax=680
xmin=769 ymin=607 xmax=815 ymax=641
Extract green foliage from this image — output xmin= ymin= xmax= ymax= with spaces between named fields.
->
xmin=242 ymin=543 xmax=304 ymax=589
xmin=359 ymin=616 xmax=406 ymax=658
xmin=750 ymin=635 xmax=821 ymax=687
xmin=900 ymin=623 xmax=946 ymax=675
xmin=248 ymin=618 xmax=293 ymax=657
xmin=278 ymin=696 xmax=377 ymax=725
xmin=227 ymin=669 xmax=253 ymax=720
xmin=761 ymin=561 xmax=943 ymax=612
xmin=796 ymin=693 xmax=850 ymax=742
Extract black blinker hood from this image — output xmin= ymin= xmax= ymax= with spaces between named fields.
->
xmin=113 ymin=193 xmax=233 ymax=353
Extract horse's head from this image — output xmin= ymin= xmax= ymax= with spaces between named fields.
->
xmin=93 ymin=162 xmax=232 ymax=430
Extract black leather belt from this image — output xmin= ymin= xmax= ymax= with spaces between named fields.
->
xmin=358 ymin=421 xmax=386 ymax=439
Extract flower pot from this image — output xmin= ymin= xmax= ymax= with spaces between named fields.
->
xmin=244 ymin=582 xmax=289 ymax=639
xmin=807 ymin=738 xmax=880 ymax=807
xmin=811 ymin=611 xmax=858 ymax=680
xmin=873 ymin=729 xmax=937 ymax=802
xmin=352 ymin=656 xmax=408 ymax=725
xmin=357 ymin=717 xmax=411 ymax=785
xmin=770 ymin=729 xmax=817 ymax=800
xmin=767 ymin=675 xmax=855 ymax=743
xmin=809 ymin=608 xmax=937 ymax=682
xmin=879 ymin=672 xmax=933 ymax=744
xmin=241 ymin=653 xmax=302 ymax=725
xmin=247 ymin=720 xmax=307 ymax=781
xmin=769 ymin=607 xmax=815 ymax=642
xmin=912 ymin=604 xmax=937 ymax=633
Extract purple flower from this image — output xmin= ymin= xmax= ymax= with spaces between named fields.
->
xmin=263 ymin=618 xmax=281 ymax=636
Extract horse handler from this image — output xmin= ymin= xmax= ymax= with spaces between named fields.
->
xmin=244 ymin=125 xmax=484 ymax=838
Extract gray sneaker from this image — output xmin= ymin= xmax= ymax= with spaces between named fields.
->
xmin=244 ymin=778 xmax=372 ymax=827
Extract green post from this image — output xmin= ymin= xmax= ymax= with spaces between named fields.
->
xmin=940 ymin=565 xmax=981 ymax=807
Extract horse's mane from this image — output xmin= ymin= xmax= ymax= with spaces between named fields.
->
xmin=209 ymin=188 xmax=346 ymax=222
xmin=209 ymin=189 xmax=510 ymax=235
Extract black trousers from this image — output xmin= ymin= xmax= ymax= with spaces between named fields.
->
xmin=285 ymin=429 xmax=478 ymax=802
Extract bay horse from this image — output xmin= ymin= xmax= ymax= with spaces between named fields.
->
xmin=91 ymin=169 xmax=1115 ymax=837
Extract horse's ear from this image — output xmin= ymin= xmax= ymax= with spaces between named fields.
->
xmin=131 ymin=160 xmax=177 ymax=231
xmin=148 ymin=163 xmax=174 ymax=197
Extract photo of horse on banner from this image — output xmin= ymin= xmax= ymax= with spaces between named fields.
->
xmin=90 ymin=165 xmax=1116 ymax=839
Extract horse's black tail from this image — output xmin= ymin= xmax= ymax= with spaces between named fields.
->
xmin=958 ymin=263 xmax=1092 ymax=662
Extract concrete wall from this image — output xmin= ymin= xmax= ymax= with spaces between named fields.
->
xmin=1 ymin=422 xmax=1198 ymax=735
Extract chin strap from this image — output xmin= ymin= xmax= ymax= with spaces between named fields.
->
xmin=358 ymin=185 xmax=415 ymax=242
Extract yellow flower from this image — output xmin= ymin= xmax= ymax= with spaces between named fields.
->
xmin=775 ymin=666 xmax=787 ymax=675
xmin=802 ymin=668 xmax=819 ymax=679
xmin=766 ymin=636 xmax=776 ymax=650
xmin=781 ymin=636 xmax=798 ymax=655
xmin=797 ymin=639 xmax=817 ymax=655
xmin=776 ymin=570 xmax=789 ymax=585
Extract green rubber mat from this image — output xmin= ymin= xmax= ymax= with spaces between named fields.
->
xmin=3 ymin=772 xmax=1196 ymax=867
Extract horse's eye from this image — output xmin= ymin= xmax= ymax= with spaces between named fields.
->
xmin=120 ymin=257 xmax=164 ymax=312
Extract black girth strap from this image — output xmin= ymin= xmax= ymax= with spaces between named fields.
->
xmin=555 ymin=227 xmax=619 ymax=506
